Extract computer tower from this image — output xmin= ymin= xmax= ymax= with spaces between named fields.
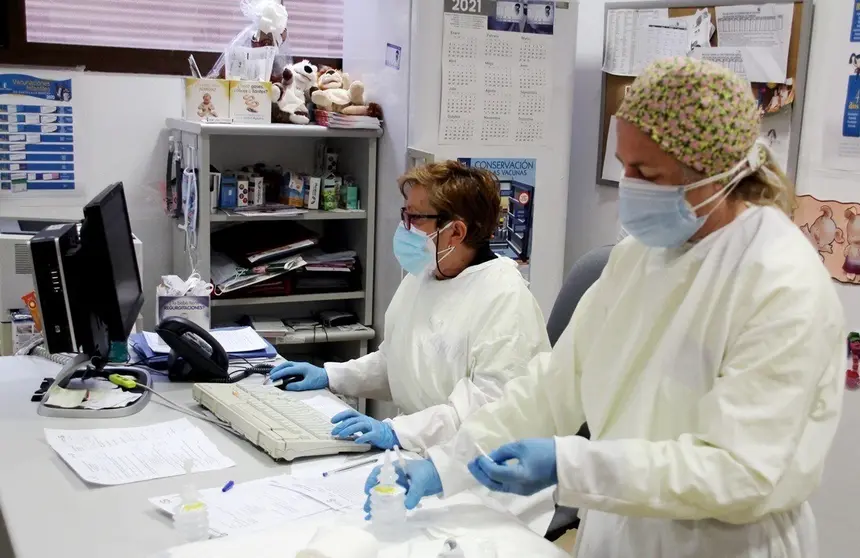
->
xmin=28 ymin=224 xmax=83 ymax=354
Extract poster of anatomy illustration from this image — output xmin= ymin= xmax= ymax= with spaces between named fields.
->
xmin=793 ymin=194 xmax=860 ymax=284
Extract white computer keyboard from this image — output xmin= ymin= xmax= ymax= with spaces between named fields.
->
xmin=192 ymin=383 xmax=371 ymax=461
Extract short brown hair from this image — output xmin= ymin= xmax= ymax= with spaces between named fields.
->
xmin=398 ymin=161 xmax=501 ymax=248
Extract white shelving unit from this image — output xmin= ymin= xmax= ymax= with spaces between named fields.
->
xmin=165 ymin=118 xmax=380 ymax=377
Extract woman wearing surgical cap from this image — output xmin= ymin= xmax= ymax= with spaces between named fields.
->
xmin=370 ymin=58 xmax=845 ymax=558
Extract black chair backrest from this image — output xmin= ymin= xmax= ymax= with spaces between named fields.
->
xmin=546 ymin=245 xmax=613 ymax=347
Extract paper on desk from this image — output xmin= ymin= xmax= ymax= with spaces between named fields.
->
xmin=270 ymin=478 xmax=354 ymax=510
xmin=715 ymin=3 xmax=793 ymax=83
xmin=143 ymin=327 xmax=267 ymax=354
xmin=81 ymin=389 xmax=142 ymax=410
xmin=275 ymin=465 xmax=376 ymax=509
xmin=691 ymin=46 xmax=785 ymax=83
xmin=150 ymin=475 xmax=332 ymax=537
xmin=44 ymin=387 xmax=86 ymax=409
xmin=45 ymin=419 xmax=234 ymax=485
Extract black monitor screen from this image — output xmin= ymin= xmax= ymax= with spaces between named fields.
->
xmin=81 ymin=182 xmax=144 ymax=341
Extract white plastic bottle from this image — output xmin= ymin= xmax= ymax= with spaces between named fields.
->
xmin=370 ymin=450 xmax=407 ymax=528
xmin=173 ymin=460 xmax=210 ymax=543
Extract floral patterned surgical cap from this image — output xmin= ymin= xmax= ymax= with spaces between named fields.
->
xmin=616 ymin=57 xmax=761 ymax=177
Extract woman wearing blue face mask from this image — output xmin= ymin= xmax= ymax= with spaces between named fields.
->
xmin=269 ymin=160 xmax=556 ymax=532
xmin=381 ymin=59 xmax=845 ymax=558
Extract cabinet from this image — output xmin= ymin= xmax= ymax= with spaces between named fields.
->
xmin=165 ymin=119 xmax=380 ymax=382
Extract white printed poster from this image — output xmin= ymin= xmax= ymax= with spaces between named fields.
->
xmin=0 ymin=73 xmax=76 ymax=194
xmin=440 ymin=0 xmax=553 ymax=146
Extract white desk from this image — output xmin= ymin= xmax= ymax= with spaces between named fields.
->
xmin=0 ymin=356 xmax=567 ymax=558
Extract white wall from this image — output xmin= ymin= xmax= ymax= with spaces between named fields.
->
xmin=564 ymin=1 xmax=859 ymax=555
xmin=0 ymin=69 xmax=181 ymax=328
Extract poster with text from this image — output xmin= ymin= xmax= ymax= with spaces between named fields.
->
xmin=822 ymin=2 xmax=860 ymax=171
xmin=458 ymin=157 xmax=536 ymax=279
xmin=440 ymin=0 xmax=553 ymax=145
xmin=0 ymin=73 xmax=76 ymax=194
xmin=793 ymin=194 xmax=860 ymax=284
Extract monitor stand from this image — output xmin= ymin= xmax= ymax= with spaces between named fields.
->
xmin=37 ymin=353 xmax=153 ymax=418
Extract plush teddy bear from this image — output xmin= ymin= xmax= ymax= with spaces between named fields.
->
xmin=271 ymin=65 xmax=311 ymax=125
xmin=311 ymin=67 xmax=382 ymax=117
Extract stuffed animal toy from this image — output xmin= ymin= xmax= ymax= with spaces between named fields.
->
xmin=290 ymin=59 xmax=318 ymax=101
xmin=271 ymin=66 xmax=310 ymax=125
xmin=311 ymin=67 xmax=382 ymax=118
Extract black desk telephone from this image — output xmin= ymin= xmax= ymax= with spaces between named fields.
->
xmin=154 ymin=317 xmax=273 ymax=383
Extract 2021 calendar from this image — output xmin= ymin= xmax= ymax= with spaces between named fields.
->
xmin=440 ymin=0 xmax=554 ymax=145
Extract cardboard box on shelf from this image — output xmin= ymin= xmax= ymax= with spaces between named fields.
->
xmin=184 ymin=78 xmax=230 ymax=123
xmin=229 ymin=80 xmax=273 ymax=124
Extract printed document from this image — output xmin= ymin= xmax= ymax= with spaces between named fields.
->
xmin=151 ymin=475 xmax=336 ymax=537
xmin=715 ymin=3 xmax=793 ymax=83
xmin=603 ymin=9 xmax=669 ymax=76
xmin=692 ymin=46 xmax=785 ymax=83
xmin=45 ymin=419 xmax=234 ymax=485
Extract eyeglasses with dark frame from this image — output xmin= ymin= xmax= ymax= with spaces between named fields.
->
xmin=400 ymin=207 xmax=450 ymax=230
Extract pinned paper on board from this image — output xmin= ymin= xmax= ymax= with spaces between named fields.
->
xmin=603 ymin=8 xmax=712 ymax=77
xmin=714 ymin=3 xmax=793 ymax=84
xmin=793 ymin=195 xmax=860 ymax=284
xmin=601 ymin=115 xmax=623 ymax=182
xmin=691 ymin=46 xmax=785 ymax=83
xmin=760 ymin=107 xmax=791 ymax=171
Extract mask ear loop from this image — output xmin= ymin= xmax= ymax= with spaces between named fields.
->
xmin=432 ymin=221 xmax=458 ymax=279
xmin=690 ymin=142 xmax=767 ymax=213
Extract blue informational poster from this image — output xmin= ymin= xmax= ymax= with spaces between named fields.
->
xmin=457 ymin=157 xmax=537 ymax=264
xmin=0 ymin=73 xmax=76 ymax=193
xmin=845 ymin=69 xmax=860 ymax=138
xmin=852 ymin=2 xmax=860 ymax=42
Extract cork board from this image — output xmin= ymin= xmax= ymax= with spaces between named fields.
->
xmin=598 ymin=1 xmax=811 ymax=186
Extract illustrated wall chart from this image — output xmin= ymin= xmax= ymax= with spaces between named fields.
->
xmin=792 ymin=194 xmax=860 ymax=285
xmin=440 ymin=0 xmax=554 ymax=145
xmin=0 ymin=73 xmax=76 ymax=194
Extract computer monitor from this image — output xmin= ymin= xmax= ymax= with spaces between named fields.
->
xmin=81 ymin=182 xmax=145 ymax=342
xmin=29 ymin=182 xmax=151 ymax=418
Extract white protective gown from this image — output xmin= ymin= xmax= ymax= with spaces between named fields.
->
xmin=428 ymin=206 xmax=845 ymax=557
xmin=324 ymin=256 xmax=557 ymax=533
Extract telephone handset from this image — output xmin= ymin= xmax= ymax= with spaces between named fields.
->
xmin=155 ymin=316 xmax=230 ymax=382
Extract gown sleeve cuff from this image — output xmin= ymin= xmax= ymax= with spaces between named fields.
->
xmin=426 ymin=444 xmax=478 ymax=498
xmin=323 ymin=361 xmax=353 ymax=396
xmin=554 ymin=435 xmax=589 ymax=509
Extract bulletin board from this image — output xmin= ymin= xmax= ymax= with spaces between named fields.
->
xmin=597 ymin=0 xmax=815 ymax=186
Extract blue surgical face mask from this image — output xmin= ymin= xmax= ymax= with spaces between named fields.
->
xmin=617 ymin=142 xmax=768 ymax=248
xmin=393 ymin=222 xmax=454 ymax=276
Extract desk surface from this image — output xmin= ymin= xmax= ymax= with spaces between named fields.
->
xmin=0 ymin=356 xmax=300 ymax=558
xmin=0 ymin=356 xmax=566 ymax=558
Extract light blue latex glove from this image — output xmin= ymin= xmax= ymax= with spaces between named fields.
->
xmin=330 ymin=410 xmax=399 ymax=449
xmin=268 ymin=361 xmax=328 ymax=391
xmin=468 ymin=438 xmax=558 ymax=496
xmin=363 ymin=458 xmax=443 ymax=518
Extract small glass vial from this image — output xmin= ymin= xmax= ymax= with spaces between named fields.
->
xmin=173 ymin=460 xmax=209 ymax=543
xmin=370 ymin=450 xmax=407 ymax=528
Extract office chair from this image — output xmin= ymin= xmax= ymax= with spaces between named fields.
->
xmin=543 ymin=245 xmax=613 ymax=542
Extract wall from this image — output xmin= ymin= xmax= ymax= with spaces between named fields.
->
xmin=564 ymin=1 xmax=859 ymax=555
xmin=0 ymin=69 xmax=181 ymax=328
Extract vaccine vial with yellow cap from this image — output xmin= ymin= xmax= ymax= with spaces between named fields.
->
xmin=370 ymin=450 xmax=406 ymax=527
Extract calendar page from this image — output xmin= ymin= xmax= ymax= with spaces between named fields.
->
xmin=440 ymin=0 xmax=554 ymax=145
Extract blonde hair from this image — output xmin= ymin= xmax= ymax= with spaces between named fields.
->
xmin=733 ymin=160 xmax=796 ymax=215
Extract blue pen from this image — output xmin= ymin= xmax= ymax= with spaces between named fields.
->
xmin=221 ymin=480 xmax=235 ymax=492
